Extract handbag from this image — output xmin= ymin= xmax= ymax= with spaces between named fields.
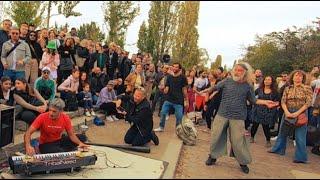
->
xmin=296 ymin=112 xmax=308 ymax=127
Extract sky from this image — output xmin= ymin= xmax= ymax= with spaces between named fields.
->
xmin=48 ymin=1 xmax=320 ymax=68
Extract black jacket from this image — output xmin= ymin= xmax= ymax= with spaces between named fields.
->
xmin=27 ymin=41 xmax=43 ymax=61
xmin=89 ymin=72 xmax=109 ymax=94
xmin=0 ymin=88 xmax=14 ymax=106
xmin=125 ymin=98 xmax=153 ymax=137
xmin=0 ymin=30 xmax=9 ymax=56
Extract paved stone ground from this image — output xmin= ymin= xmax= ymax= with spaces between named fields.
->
xmin=174 ymin=122 xmax=320 ymax=179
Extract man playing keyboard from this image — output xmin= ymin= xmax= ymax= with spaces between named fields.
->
xmin=24 ymin=98 xmax=89 ymax=155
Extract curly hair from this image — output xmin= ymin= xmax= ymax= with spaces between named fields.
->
xmin=287 ymin=70 xmax=307 ymax=85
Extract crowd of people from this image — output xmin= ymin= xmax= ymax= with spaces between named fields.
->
xmin=0 ymin=19 xmax=320 ymax=174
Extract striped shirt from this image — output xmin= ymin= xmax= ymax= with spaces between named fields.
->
xmin=211 ymin=78 xmax=257 ymax=120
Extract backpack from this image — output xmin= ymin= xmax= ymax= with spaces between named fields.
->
xmin=64 ymin=93 xmax=79 ymax=111
xmin=176 ymin=116 xmax=197 ymax=146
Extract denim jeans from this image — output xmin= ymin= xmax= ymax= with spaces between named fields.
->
xmin=271 ymin=115 xmax=308 ymax=162
xmin=159 ymin=101 xmax=183 ymax=128
xmin=3 ymin=70 xmax=25 ymax=82
xmin=83 ymin=100 xmax=93 ymax=110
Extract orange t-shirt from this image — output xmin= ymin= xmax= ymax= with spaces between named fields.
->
xmin=31 ymin=112 xmax=72 ymax=145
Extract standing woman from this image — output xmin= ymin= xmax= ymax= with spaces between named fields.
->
xmin=14 ymin=78 xmax=47 ymax=125
xmin=250 ymin=76 xmax=280 ymax=147
xmin=145 ymin=63 xmax=156 ymax=101
xmin=39 ymin=41 xmax=60 ymax=81
xmin=269 ymin=70 xmax=313 ymax=163
xmin=25 ymin=31 xmax=43 ymax=85
xmin=57 ymin=38 xmax=76 ymax=85
xmin=186 ymin=69 xmax=196 ymax=113
xmin=94 ymin=43 xmax=107 ymax=73
xmin=48 ymin=29 xmax=61 ymax=49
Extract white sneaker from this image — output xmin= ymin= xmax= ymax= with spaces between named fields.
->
xmin=106 ymin=116 xmax=114 ymax=122
xmin=154 ymin=127 xmax=164 ymax=132
xmin=85 ymin=111 xmax=91 ymax=117
xmin=111 ymin=115 xmax=119 ymax=121
xmin=293 ymin=140 xmax=296 ymax=147
xmin=270 ymin=136 xmax=277 ymax=141
xmin=91 ymin=111 xmax=96 ymax=116
xmin=166 ymin=115 xmax=169 ymax=121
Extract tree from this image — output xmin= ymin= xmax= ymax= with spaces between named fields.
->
xmin=137 ymin=21 xmax=149 ymax=53
xmin=173 ymin=1 xmax=200 ymax=69
xmin=102 ymin=1 xmax=140 ymax=48
xmin=45 ymin=1 xmax=82 ymax=29
xmin=199 ymin=48 xmax=210 ymax=67
xmin=211 ymin=55 xmax=222 ymax=70
xmin=78 ymin=22 xmax=105 ymax=42
xmin=145 ymin=1 xmax=180 ymax=63
xmin=6 ymin=1 xmax=45 ymax=28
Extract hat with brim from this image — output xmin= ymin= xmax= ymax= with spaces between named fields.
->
xmin=46 ymin=40 xmax=57 ymax=50
xmin=107 ymin=80 xmax=114 ymax=86
xmin=42 ymin=67 xmax=51 ymax=72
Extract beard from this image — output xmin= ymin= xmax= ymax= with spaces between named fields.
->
xmin=232 ymin=74 xmax=244 ymax=82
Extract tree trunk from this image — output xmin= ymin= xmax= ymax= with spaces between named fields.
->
xmin=46 ymin=1 xmax=52 ymax=29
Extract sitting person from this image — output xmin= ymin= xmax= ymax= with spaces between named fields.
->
xmin=14 ymin=78 xmax=47 ymax=125
xmin=121 ymin=88 xmax=159 ymax=146
xmin=0 ymin=76 xmax=14 ymax=106
xmin=58 ymin=68 xmax=80 ymax=101
xmin=78 ymin=83 xmax=96 ymax=117
xmin=24 ymin=98 xmax=89 ymax=155
xmin=96 ymin=80 xmax=120 ymax=121
xmin=124 ymin=63 xmax=145 ymax=94
xmin=34 ymin=67 xmax=56 ymax=103
xmin=89 ymin=67 xmax=109 ymax=104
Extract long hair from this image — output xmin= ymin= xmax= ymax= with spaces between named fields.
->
xmin=231 ymin=62 xmax=254 ymax=84
xmin=259 ymin=75 xmax=278 ymax=93
xmin=15 ymin=77 xmax=30 ymax=94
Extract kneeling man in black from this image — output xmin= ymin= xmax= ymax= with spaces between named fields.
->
xmin=123 ymin=88 xmax=159 ymax=146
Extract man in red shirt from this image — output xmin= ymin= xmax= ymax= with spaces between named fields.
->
xmin=24 ymin=98 xmax=89 ymax=155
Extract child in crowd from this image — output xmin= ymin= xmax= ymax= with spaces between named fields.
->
xmin=80 ymin=83 xmax=96 ymax=117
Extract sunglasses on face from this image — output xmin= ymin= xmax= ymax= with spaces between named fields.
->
xmin=43 ymin=71 xmax=50 ymax=74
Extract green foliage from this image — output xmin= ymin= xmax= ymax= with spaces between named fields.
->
xmin=45 ymin=1 xmax=81 ymax=29
xmin=173 ymin=1 xmax=200 ymax=69
xmin=145 ymin=1 xmax=180 ymax=63
xmin=78 ymin=22 xmax=105 ymax=42
xmin=57 ymin=1 xmax=82 ymax=18
xmin=211 ymin=55 xmax=222 ymax=70
xmin=137 ymin=21 xmax=149 ymax=53
xmin=6 ymin=1 xmax=45 ymax=28
xmin=103 ymin=1 xmax=140 ymax=48
xmin=241 ymin=21 xmax=320 ymax=77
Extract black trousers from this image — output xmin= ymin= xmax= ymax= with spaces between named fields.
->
xmin=205 ymin=99 xmax=219 ymax=129
xmin=124 ymin=126 xmax=151 ymax=146
xmin=39 ymin=134 xmax=87 ymax=154
xmin=18 ymin=110 xmax=39 ymax=125
xmin=100 ymin=102 xmax=118 ymax=116
xmin=251 ymin=121 xmax=271 ymax=141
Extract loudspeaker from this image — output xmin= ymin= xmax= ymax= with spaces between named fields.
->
xmin=0 ymin=105 xmax=15 ymax=148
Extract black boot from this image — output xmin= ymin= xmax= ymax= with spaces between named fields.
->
xmin=205 ymin=155 xmax=216 ymax=166
xmin=311 ymin=146 xmax=320 ymax=156
xmin=240 ymin=164 xmax=249 ymax=174
xmin=151 ymin=131 xmax=159 ymax=145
